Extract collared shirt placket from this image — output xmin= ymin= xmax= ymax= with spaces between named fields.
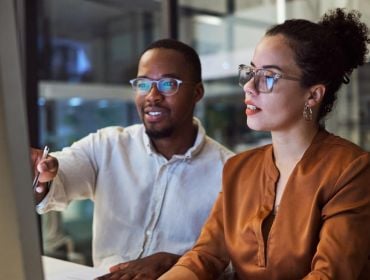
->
xmin=139 ymin=157 xmax=178 ymax=257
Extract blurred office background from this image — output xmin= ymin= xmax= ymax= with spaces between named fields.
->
xmin=24 ymin=0 xmax=370 ymax=265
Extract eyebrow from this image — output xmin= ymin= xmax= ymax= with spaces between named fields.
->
xmin=136 ymin=74 xmax=181 ymax=79
xmin=250 ymin=61 xmax=283 ymax=72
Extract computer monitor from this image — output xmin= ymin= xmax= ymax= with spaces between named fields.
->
xmin=0 ymin=0 xmax=44 ymax=279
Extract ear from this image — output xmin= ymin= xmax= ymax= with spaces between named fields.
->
xmin=193 ymin=82 xmax=204 ymax=103
xmin=306 ymin=84 xmax=326 ymax=107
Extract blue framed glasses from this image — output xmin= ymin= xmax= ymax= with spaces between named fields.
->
xmin=238 ymin=64 xmax=300 ymax=93
xmin=130 ymin=78 xmax=189 ymax=96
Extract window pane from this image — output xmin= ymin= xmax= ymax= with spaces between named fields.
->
xmin=178 ymin=0 xmax=370 ymax=152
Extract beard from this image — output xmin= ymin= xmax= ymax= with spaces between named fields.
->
xmin=145 ymin=126 xmax=174 ymax=139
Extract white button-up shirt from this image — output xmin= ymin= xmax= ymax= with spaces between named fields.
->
xmin=37 ymin=119 xmax=233 ymax=267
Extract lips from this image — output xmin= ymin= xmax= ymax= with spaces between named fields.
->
xmin=245 ymin=101 xmax=260 ymax=116
xmin=143 ymin=106 xmax=168 ymax=122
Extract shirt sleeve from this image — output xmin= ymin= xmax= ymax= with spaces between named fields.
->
xmin=36 ymin=132 xmax=99 ymax=213
xmin=175 ymin=192 xmax=230 ymax=280
xmin=304 ymin=153 xmax=370 ymax=279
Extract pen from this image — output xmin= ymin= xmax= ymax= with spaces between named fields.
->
xmin=32 ymin=145 xmax=49 ymax=190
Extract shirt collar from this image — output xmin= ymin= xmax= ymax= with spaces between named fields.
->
xmin=142 ymin=117 xmax=206 ymax=160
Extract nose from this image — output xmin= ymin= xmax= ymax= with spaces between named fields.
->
xmin=243 ymin=77 xmax=258 ymax=97
xmin=145 ymin=82 xmax=163 ymax=102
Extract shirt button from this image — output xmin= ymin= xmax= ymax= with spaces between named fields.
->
xmin=146 ymin=230 xmax=152 ymax=236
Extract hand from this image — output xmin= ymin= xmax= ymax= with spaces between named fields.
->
xmin=31 ymin=147 xmax=58 ymax=202
xmin=95 ymin=252 xmax=180 ymax=280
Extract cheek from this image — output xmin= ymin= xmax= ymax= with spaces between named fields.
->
xmin=169 ymin=97 xmax=196 ymax=118
xmin=261 ymin=96 xmax=284 ymax=112
xmin=134 ymin=96 xmax=144 ymax=113
xmin=135 ymin=94 xmax=144 ymax=105
xmin=262 ymin=93 xmax=302 ymax=116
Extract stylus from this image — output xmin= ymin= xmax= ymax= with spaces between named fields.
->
xmin=32 ymin=145 xmax=49 ymax=190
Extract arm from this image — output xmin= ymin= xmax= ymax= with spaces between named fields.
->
xmin=36 ymin=132 xmax=102 ymax=213
xmin=95 ymin=252 xmax=180 ymax=280
xmin=158 ymin=265 xmax=199 ymax=280
xmin=95 ymin=194 xmax=229 ymax=280
xmin=304 ymin=154 xmax=370 ymax=279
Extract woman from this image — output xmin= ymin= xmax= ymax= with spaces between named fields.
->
xmin=159 ymin=8 xmax=370 ymax=280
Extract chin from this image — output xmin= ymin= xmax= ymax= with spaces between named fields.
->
xmin=247 ymin=119 xmax=262 ymax=131
xmin=247 ymin=123 xmax=273 ymax=134
xmin=145 ymin=126 xmax=174 ymax=139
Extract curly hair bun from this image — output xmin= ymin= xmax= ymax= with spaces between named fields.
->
xmin=319 ymin=8 xmax=370 ymax=75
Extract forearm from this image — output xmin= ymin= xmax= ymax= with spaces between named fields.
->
xmin=303 ymin=271 xmax=330 ymax=280
xmin=158 ymin=265 xmax=198 ymax=280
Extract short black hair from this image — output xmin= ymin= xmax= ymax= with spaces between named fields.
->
xmin=141 ymin=38 xmax=202 ymax=82
xmin=266 ymin=8 xmax=370 ymax=121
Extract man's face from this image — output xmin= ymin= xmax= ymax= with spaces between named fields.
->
xmin=134 ymin=48 xmax=203 ymax=139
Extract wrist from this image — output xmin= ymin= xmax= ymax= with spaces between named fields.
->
xmin=34 ymin=181 xmax=52 ymax=204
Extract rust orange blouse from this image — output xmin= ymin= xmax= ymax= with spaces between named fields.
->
xmin=176 ymin=130 xmax=370 ymax=279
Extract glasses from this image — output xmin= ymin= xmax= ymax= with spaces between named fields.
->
xmin=238 ymin=64 xmax=300 ymax=93
xmin=130 ymin=77 xmax=189 ymax=96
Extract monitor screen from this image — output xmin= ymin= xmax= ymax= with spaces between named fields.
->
xmin=0 ymin=0 xmax=44 ymax=279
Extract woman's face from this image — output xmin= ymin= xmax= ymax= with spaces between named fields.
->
xmin=243 ymin=34 xmax=311 ymax=133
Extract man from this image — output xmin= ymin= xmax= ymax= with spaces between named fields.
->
xmin=32 ymin=39 xmax=233 ymax=279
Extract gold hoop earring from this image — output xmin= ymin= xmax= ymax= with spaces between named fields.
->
xmin=303 ymin=102 xmax=313 ymax=121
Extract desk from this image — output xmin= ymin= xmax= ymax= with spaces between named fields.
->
xmin=42 ymin=256 xmax=107 ymax=279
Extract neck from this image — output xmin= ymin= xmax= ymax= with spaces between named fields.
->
xmin=271 ymin=124 xmax=319 ymax=167
xmin=151 ymin=122 xmax=198 ymax=160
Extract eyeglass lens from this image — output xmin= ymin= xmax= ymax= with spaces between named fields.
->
xmin=239 ymin=68 xmax=275 ymax=93
xmin=132 ymin=78 xmax=180 ymax=95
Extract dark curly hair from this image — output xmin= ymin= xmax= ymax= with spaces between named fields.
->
xmin=141 ymin=38 xmax=202 ymax=83
xmin=266 ymin=8 xmax=370 ymax=121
